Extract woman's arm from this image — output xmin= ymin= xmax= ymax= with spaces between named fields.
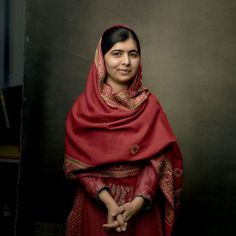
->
xmin=109 ymin=162 xmax=158 ymax=224
xmin=133 ymin=162 xmax=158 ymax=209
xmin=79 ymin=176 xmax=108 ymax=200
xmin=99 ymin=189 xmax=127 ymax=232
xmin=79 ymin=176 xmax=127 ymax=232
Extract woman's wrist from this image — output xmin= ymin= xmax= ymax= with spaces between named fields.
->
xmin=131 ymin=197 xmax=145 ymax=212
xmin=98 ymin=189 xmax=117 ymax=208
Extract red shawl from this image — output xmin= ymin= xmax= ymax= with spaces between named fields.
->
xmin=64 ymin=25 xmax=183 ymax=236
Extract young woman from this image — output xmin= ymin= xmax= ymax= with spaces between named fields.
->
xmin=64 ymin=25 xmax=183 ymax=236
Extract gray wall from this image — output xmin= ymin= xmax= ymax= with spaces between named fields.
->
xmin=17 ymin=0 xmax=236 ymax=235
xmin=8 ymin=0 xmax=25 ymax=87
xmin=0 ymin=0 xmax=6 ymax=87
xmin=0 ymin=0 xmax=24 ymax=88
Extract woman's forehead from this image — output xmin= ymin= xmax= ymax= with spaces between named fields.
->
xmin=109 ymin=38 xmax=138 ymax=51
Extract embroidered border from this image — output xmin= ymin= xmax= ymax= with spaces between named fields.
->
xmin=64 ymin=155 xmax=140 ymax=179
xmin=159 ymin=158 xmax=174 ymax=207
xmin=78 ymin=168 xmax=140 ymax=178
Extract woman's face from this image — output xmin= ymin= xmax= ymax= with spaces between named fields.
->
xmin=104 ymin=38 xmax=140 ymax=91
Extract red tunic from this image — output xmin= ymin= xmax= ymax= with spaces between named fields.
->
xmin=66 ymin=162 xmax=164 ymax=236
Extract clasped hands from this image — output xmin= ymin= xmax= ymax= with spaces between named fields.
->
xmin=102 ymin=197 xmax=145 ymax=232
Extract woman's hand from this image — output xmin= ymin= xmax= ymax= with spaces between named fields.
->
xmin=98 ymin=189 xmax=127 ymax=232
xmin=104 ymin=202 xmax=127 ymax=232
xmin=111 ymin=197 xmax=145 ymax=222
xmin=102 ymin=196 xmax=145 ymax=231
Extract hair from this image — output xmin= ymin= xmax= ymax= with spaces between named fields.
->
xmin=101 ymin=26 xmax=141 ymax=56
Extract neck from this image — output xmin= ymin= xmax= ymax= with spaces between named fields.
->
xmin=106 ymin=77 xmax=129 ymax=93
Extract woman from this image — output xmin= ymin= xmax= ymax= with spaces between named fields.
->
xmin=64 ymin=25 xmax=183 ymax=236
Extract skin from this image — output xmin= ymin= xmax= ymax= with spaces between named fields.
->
xmin=99 ymin=189 xmax=145 ymax=232
xmin=98 ymin=38 xmax=145 ymax=232
xmin=104 ymin=37 xmax=141 ymax=93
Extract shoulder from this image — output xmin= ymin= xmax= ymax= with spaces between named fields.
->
xmin=148 ymin=92 xmax=162 ymax=108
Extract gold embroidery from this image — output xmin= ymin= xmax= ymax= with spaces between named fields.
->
xmin=94 ymin=41 xmax=106 ymax=81
xmin=64 ymin=155 xmax=140 ymax=179
xmin=65 ymin=155 xmax=93 ymax=169
xmin=108 ymin=183 xmax=134 ymax=205
xmin=151 ymin=155 xmax=175 ymax=225
xmin=165 ymin=203 xmax=174 ymax=225
xmin=159 ymin=158 xmax=174 ymax=207
xmin=78 ymin=168 xmax=140 ymax=178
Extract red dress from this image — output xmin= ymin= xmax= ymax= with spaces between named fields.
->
xmin=64 ymin=25 xmax=183 ymax=236
xmin=66 ymin=162 xmax=164 ymax=236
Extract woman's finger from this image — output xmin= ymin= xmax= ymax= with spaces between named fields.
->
xmin=103 ymin=220 xmax=119 ymax=229
xmin=122 ymin=210 xmax=131 ymax=222
xmin=103 ymin=224 xmax=122 ymax=232
xmin=116 ymin=214 xmax=127 ymax=231
xmin=111 ymin=206 xmax=125 ymax=217
xmin=115 ymin=227 xmax=122 ymax=232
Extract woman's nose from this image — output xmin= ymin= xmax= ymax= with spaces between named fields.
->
xmin=122 ymin=53 xmax=130 ymax=65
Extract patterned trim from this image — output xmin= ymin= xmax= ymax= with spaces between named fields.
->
xmin=165 ymin=203 xmax=175 ymax=226
xmin=100 ymin=86 xmax=149 ymax=111
xmin=64 ymin=155 xmax=140 ymax=179
xmin=65 ymin=154 xmax=93 ymax=169
xmin=159 ymin=158 xmax=174 ymax=207
xmin=94 ymin=41 xmax=106 ymax=82
xmin=108 ymin=183 xmax=134 ymax=206
xmin=78 ymin=168 xmax=140 ymax=178
xmin=151 ymin=154 xmax=183 ymax=227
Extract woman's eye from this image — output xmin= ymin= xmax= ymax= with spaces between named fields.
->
xmin=112 ymin=52 xmax=121 ymax=57
xmin=130 ymin=53 xmax=138 ymax=57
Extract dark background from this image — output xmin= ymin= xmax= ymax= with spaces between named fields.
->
xmin=15 ymin=0 xmax=236 ymax=235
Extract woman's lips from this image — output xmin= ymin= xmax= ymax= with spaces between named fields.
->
xmin=118 ymin=69 xmax=131 ymax=74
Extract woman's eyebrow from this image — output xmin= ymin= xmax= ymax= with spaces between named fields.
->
xmin=129 ymin=49 xmax=139 ymax=53
xmin=110 ymin=49 xmax=124 ymax=52
xmin=110 ymin=49 xmax=139 ymax=53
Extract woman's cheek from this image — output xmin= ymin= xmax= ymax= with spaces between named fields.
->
xmin=107 ymin=58 xmax=121 ymax=68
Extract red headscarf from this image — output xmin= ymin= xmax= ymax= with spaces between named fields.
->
xmin=64 ymin=25 xmax=183 ymax=236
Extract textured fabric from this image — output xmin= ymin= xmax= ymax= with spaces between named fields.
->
xmin=64 ymin=25 xmax=183 ymax=236
xmin=77 ymin=162 xmax=158 ymax=206
xmin=79 ymin=176 xmax=108 ymax=199
xmin=66 ymin=174 xmax=164 ymax=236
xmin=134 ymin=162 xmax=158 ymax=206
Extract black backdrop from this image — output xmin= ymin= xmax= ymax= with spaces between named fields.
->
xmin=16 ymin=0 xmax=236 ymax=235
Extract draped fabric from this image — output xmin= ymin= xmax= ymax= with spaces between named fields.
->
xmin=64 ymin=25 xmax=183 ymax=236
xmin=66 ymin=175 xmax=165 ymax=236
